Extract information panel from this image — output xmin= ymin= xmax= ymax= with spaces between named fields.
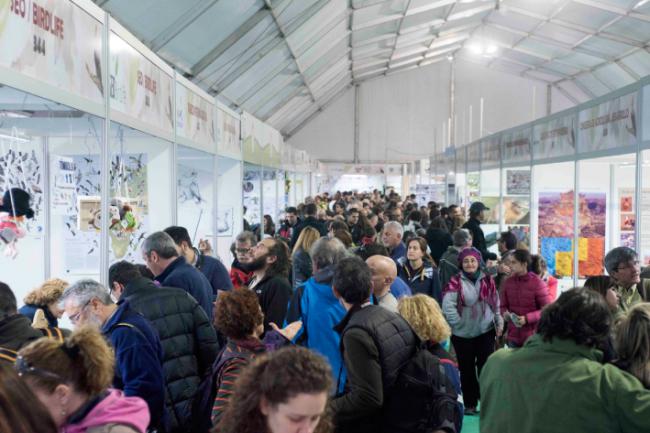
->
xmin=176 ymin=82 xmax=215 ymax=151
xmin=533 ymin=114 xmax=576 ymax=160
xmin=578 ymin=92 xmax=636 ymax=153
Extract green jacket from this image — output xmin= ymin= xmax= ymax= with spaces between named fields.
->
xmin=479 ymin=334 xmax=650 ymax=433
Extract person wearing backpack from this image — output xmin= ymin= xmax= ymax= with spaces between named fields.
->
xmin=208 ymin=288 xmax=301 ymax=430
xmin=330 ymin=256 xmax=458 ymax=433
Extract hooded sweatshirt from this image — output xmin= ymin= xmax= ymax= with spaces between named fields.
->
xmin=64 ymin=389 xmax=149 ymax=433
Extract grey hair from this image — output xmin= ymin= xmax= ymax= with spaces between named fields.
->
xmin=384 ymin=221 xmax=404 ymax=236
xmin=235 ymin=230 xmax=257 ymax=245
xmin=61 ymin=279 xmax=112 ymax=306
xmin=452 ymin=228 xmax=472 ymax=247
xmin=604 ymin=247 xmax=637 ymax=275
xmin=142 ymin=231 xmax=179 ymax=259
xmin=310 ymin=237 xmax=348 ymax=270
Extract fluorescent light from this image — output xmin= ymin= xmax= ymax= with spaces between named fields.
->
xmin=485 ymin=44 xmax=498 ymax=54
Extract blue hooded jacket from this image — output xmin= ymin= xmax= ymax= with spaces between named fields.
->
xmin=101 ymin=300 xmax=167 ymax=431
xmin=290 ymin=266 xmax=347 ymax=394
xmin=156 ymin=256 xmax=214 ymax=319
xmin=193 ymin=248 xmax=233 ymax=300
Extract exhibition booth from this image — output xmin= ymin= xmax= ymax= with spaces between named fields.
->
xmin=432 ymin=79 xmax=648 ymax=291
xmin=0 ymin=0 xmax=315 ymax=302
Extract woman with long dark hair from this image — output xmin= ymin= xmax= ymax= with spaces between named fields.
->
xmin=398 ymin=236 xmax=442 ymax=303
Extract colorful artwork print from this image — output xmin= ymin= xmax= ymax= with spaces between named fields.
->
xmin=538 ymin=192 xmax=574 ymax=238
xmin=621 ymin=195 xmax=633 ymax=212
xmin=506 ymin=170 xmax=531 ymax=195
xmin=504 ymin=198 xmax=530 ymax=225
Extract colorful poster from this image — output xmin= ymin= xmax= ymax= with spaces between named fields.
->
xmin=578 ymin=92 xmax=636 ymax=153
xmin=504 ymin=197 xmax=530 ymax=225
xmin=538 ymin=191 xmax=574 ymax=238
xmin=502 ymin=128 xmax=531 ymax=163
xmin=176 ymin=83 xmax=215 ymax=150
xmin=506 ymin=170 xmax=531 ymax=195
xmin=620 ymin=187 xmax=635 ymax=249
xmin=0 ymin=0 xmax=104 ymax=104
xmin=478 ymin=196 xmax=500 ymax=224
xmin=533 ymin=115 xmax=575 ymax=160
xmin=540 ymin=237 xmax=572 ymax=277
xmin=217 ymin=107 xmax=241 ymax=159
xmin=109 ymin=33 xmax=174 ymax=133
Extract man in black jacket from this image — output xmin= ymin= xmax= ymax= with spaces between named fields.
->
xmin=164 ymin=226 xmax=233 ymax=300
xmin=109 ymin=261 xmax=220 ymax=433
xmin=245 ymin=237 xmax=292 ymax=332
xmin=330 ymin=256 xmax=417 ymax=433
xmin=463 ymin=201 xmax=497 ymax=263
xmin=291 ymin=203 xmax=327 ymax=246
xmin=0 ymin=282 xmax=44 ymax=363
xmin=142 ymin=231 xmax=214 ymax=319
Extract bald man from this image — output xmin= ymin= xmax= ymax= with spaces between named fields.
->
xmin=366 ymin=255 xmax=399 ymax=313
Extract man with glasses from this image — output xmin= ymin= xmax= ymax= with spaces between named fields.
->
xmin=230 ymin=230 xmax=256 ymax=287
xmin=605 ymin=246 xmax=650 ymax=313
xmin=61 ymin=279 xmax=167 ymax=432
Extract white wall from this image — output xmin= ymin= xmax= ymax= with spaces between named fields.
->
xmin=288 ymin=59 xmax=578 ymax=163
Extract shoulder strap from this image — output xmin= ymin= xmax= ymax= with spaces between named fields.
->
xmin=40 ymin=327 xmax=64 ymax=343
xmin=0 ymin=346 xmax=17 ymax=362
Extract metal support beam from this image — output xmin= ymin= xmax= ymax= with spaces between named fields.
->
xmin=553 ymin=84 xmax=580 ymax=105
xmin=260 ymin=85 xmax=307 ymax=122
xmin=191 ymin=8 xmax=270 ymax=77
xmin=546 ymin=84 xmax=552 ymax=115
xmin=354 ymin=84 xmax=360 ymax=163
xmin=449 ymin=59 xmax=456 ymax=147
xmin=238 ymin=58 xmax=294 ymax=105
xmin=149 ymin=0 xmax=221 ymax=51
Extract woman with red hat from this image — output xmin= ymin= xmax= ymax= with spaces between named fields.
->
xmin=442 ymin=247 xmax=503 ymax=416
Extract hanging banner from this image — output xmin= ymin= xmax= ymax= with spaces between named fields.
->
xmin=533 ymin=115 xmax=575 ymax=160
xmin=109 ymin=33 xmax=174 ymax=133
xmin=481 ymin=136 xmax=501 ymax=169
xmin=467 ymin=142 xmax=480 ymax=171
xmin=241 ymin=112 xmax=282 ymax=167
xmin=217 ymin=107 xmax=241 ymax=159
xmin=502 ymin=128 xmax=531 ymax=164
xmin=0 ymin=0 xmax=104 ymax=104
xmin=176 ymin=82 xmax=215 ymax=151
xmin=578 ymin=92 xmax=636 ymax=153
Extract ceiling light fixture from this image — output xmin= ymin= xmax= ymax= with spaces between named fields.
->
xmin=467 ymin=41 xmax=498 ymax=57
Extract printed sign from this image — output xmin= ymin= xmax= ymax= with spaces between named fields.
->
xmin=578 ymin=92 xmax=636 ymax=153
xmin=109 ymin=32 xmax=174 ymax=133
xmin=467 ymin=142 xmax=480 ymax=171
xmin=482 ymin=136 xmax=501 ymax=169
xmin=217 ymin=107 xmax=241 ymax=159
xmin=502 ymin=128 xmax=531 ymax=163
xmin=0 ymin=0 xmax=104 ymax=104
xmin=533 ymin=115 xmax=575 ymax=160
xmin=176 ymin=82 xmax=215 ymax=150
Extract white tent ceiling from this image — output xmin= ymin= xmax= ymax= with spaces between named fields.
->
xmin=95 ymin=0 xmax=650 ymax=137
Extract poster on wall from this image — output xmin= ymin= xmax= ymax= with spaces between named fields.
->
xmin=533 ymin=115 xmax=575 ymax=160
xmin=217 ymin=206 xmax=234 ymax=237
xmin=52 ymin=156 xmax=77 ymax=214
xmin=506 ymin=170 xmax=531 ymax=195
xmin=176 ymin=83 xmax=215 ymax=150
xmin=619 ymin=188 xmax=635 ymax=248
xmin=177 ymin=164 xmax=212 ymax=243
xmin=578 ymin=92 xmax=636 ymax=153
xmin=415 ymin=184 xmax=445 ymax=206
xmin=243 ymin=168 xmax=261 ymax=226
xmin=0 ymin=0 xmax=104 ymax=104
xmin=537 ymin=191 xmax=606 ymax=277
xmin=109 ymin=33 xmax=174 ymax=133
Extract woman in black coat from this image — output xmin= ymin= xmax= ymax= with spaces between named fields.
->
xmin=425 ymin=216 xmax=453 ymax=265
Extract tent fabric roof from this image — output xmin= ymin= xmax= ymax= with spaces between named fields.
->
xmin=95 ymin=0 xmax=650 ymax=137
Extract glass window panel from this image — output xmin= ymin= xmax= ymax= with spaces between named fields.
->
xmin=177 ymin=145 xmax=215 ymax=247
xmin=501 ymin=167 xmax=531 ymax=250
xmin=577 ymin=154 xmax=636 ymax=283
xmin=109 ymin=123 xmax=173 ymax=264
xmin=217 ymin=157 xmax=243 ymax=263
xmin=532 ymin=162 xmax=575 ymax=292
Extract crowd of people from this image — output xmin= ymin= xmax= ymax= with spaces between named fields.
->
xmin=3 ymin=189 xmax=650 ymax=433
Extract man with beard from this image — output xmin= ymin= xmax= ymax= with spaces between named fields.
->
xmin=61 ymin=279 xmax=167 ymax=433
xmin=244 ymin=237 xmax=292 ymax=332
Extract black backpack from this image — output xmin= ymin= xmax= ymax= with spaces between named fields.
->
xmin=383 ymin=346 xmax=462 ymax=433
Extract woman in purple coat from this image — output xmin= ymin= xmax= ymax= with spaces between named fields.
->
xmin=500 ymin=249 xmax=552 ymax=348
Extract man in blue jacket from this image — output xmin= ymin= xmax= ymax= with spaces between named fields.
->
xmin=164 ymin=226 xmax=233 ymax=300
xmin=61 ymin=279 xmax=167 ymax=432
xmin=142 ymin=231 xmax=214 ymax=319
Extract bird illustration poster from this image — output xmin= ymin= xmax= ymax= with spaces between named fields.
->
xmin=578 ymin=92 xmax=636 ymax=153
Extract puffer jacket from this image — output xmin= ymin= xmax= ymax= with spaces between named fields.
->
xmin=500 ymin=272 xmax=551 ymax=346
xmin=120 ymin=277 xmax=220 ymax=433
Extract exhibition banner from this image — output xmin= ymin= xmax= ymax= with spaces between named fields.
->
xmin=0 ymin=0 xmax=104 ymax=104
xmin=532 ymin=114 xmax=575 ymax=160
xmin=176 ymin=82 xmax=215 ymax=151
xmin=217 ymin=107 xmax=241 ymax=159
xmin=241 ymin=112 xmax=282 ymax=167
xmin=578 ymin=91 xmax=636 ymax=153
xmin=502 ymin=128 xmax=531 ymax=164
xmin=481 ymin=136 xmax=501 ymax=169
xmin=467 ymin=142 xmax=480 ymax=171
xmin=109 ymin=32 xmax=174 ymax=134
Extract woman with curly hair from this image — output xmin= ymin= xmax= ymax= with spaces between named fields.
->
xmin=397 ymin=294 xmax=462 ymax=399
xmin=19 ymin=278 xmax=68 ymax=328
xmin=211 ymin=288 xmax=302 ymax=427
xmin=214 ymin=346 xmax=333 ymax=433
xmin=615 ymin=303 xmax=650 ymax=388
xmin=17 ymin=326 xmax=150 ymax=433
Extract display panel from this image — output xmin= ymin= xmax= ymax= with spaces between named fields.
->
xmin=217 ymin=156 xmax=243 ymax=265
xmin=108 ymin=123 xmax=173 ymax=264
xmin=262 ymin=168 xmax=278 ymax=234
xmin=243 ymin=163 xmax=262 ymax=230
xmin=177 ymin=145 xmax=215 ymax=248
xmin=640 ymin=151 xmax=650 ymax=265
xmin=532 ymin=162 xmax=575 ymax=292
xmin=478 ymin=169 xmax=500 ymax=257
xmin=501 ymin=167 xmax=531 ymax=249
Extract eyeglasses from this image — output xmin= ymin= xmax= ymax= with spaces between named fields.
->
xmin=68 ymin=299 xmax=91 ymax=324
xmin=235 ymin=248 xmax=250 ymax=254
xmin=616 ymin=260 xmax=640 ymax=272
xmin=15 ymin=355 xmax=64 ymax=381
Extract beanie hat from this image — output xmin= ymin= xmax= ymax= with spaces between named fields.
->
xmin=458 ymin=247 xmax=482 ymax=266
